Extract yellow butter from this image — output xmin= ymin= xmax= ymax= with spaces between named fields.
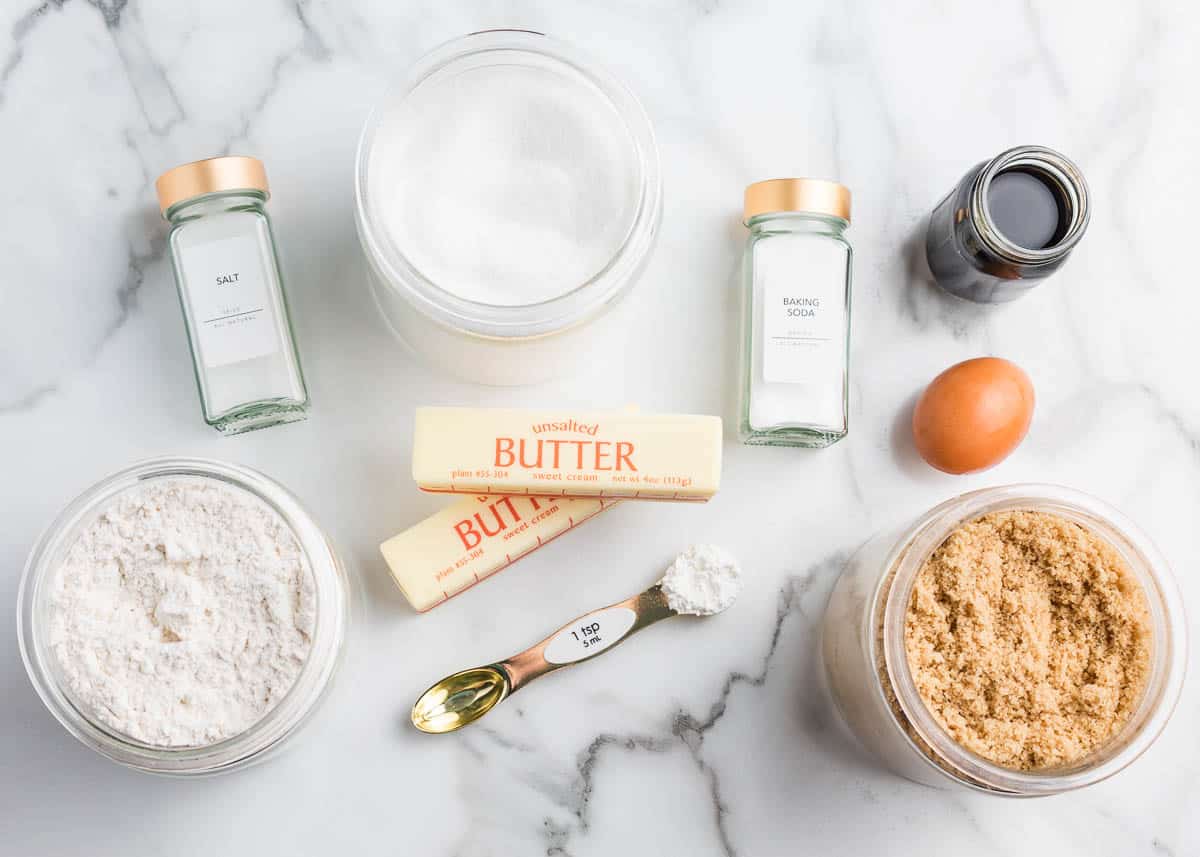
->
xmin=380 ymin=494 xmax=616 ymax=612
xmin=411 ymin=407 xmax=723 ymax=502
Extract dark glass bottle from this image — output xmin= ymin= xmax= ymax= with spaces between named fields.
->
xmin=925 ymin=145 xmax=1090 ymax=303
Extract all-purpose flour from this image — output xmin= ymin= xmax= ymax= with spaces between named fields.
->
xmin=49 ymin=477 xmax=315 ymax=748
xmin=661 ymin=544 xmax=743 ymax=616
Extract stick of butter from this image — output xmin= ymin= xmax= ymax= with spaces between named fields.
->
xmin=380 ymin=494 xmax=616 ymax=612
xmin=411 ymin=407 xmax=723 ymax=502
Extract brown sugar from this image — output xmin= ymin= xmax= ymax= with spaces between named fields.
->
xmin=903 ymin=509 xmax=1152 ymax=771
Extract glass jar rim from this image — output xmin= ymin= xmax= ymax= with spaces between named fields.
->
xmin=970 ymin=145 xmax=1091 ymax=267
xmin=745 ymin=210 xmax=849 ymax=228
xmin=353 ymin=29 xmax=663 ymax=339
xmin=16 ymin=456 xmax=349 ymax=776
xmin=872 ymin=484 xmax=1187 ymax=796
xmin=163 ymin=188 xmax=268 ymax=221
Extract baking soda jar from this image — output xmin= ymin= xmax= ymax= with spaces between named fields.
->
xmin=738 ymin=178 xmax=852 ymax=448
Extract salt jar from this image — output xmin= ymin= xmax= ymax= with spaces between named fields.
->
xmin=156 ymin=156 xmax=309 ymax=435
xmin=738 ymin=179 xmax=853 ymax=448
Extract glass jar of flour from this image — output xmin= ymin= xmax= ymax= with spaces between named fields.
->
xmin=738 ymin=179 xmax=852 ymax=447
xmin=156 ymin=156 xmax=309 ymax=434
xmin=18 ymin=457 xmax=348 ymax=775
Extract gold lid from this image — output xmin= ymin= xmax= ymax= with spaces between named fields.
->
xmin=743 ymin=178 xmax=851 ymax=223
xmin=155 ymin=156 xmax=269 ymax=215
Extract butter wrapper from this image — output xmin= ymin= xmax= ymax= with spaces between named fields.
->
xmin=380 ymin=494 xmax=615 ymax=612
xmin=411 ymin=407 xmax=723 ymax=502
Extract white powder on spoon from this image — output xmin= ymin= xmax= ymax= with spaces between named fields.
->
xmin=660 ymin=544 xmax=743 ymax=616
xmin=50 ymin=477 xmax=315 ymax=748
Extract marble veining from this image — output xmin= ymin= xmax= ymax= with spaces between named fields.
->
xmin=2 ymin=2 xmax=1199 ymax=855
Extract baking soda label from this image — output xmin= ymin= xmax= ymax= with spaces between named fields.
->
xmin=761 ymin=274 xmax=842 ymax=384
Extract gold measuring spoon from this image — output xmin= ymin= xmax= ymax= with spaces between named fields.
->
xmin=411 ymin=583 xmax=677 ymax=734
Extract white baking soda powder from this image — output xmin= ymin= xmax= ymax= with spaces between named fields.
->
xmin=368 ymin=60 xmax=640 ymax=306
xmin=661 ymin=544 xmax=743 ymax=616
xmin=49 ymin=477 xmax=315 ymax=748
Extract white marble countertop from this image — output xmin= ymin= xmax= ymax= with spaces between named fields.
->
xmin=3 ymin=2 xmax=1198 ymax=855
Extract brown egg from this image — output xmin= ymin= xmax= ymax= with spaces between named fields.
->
xmin=912 ymin=357 xmax=1035 ymax=474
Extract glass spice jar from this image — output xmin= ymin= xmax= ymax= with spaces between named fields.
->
xmin=156 ymin=156 xmax=309 ymax=435
xmin=738 ymin=178 xmax=852 ymax=448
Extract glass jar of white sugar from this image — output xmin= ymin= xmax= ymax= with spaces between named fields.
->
xmin=355 ymin=30 xmax=662 ymax=385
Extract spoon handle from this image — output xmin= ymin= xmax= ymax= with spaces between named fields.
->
xmin=498 ymin=584 xmax=675 ymax=693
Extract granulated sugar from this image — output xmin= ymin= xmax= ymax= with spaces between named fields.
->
xmin=49 ymin=477 xmax=315 ymax=748
xmin=368 ymin=59 xmax=640 ymax=306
